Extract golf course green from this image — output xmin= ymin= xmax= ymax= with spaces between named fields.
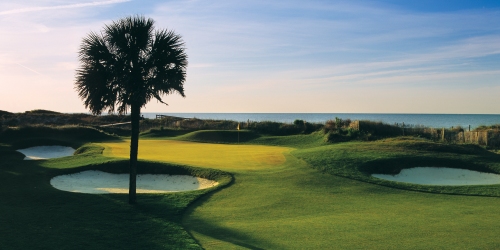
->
xmin=2 ymin=127 xmax=500 ymax=249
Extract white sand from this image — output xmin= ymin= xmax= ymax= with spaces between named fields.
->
xmin=372 ymin=167 xmax=500 ymax=185
xmin=16 ymin=146 xmax=75 ymax=160
xmin=51 ymin=170 xmax=219 ymax=194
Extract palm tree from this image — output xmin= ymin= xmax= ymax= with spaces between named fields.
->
xmin=75 ymin=16 xmax=187 ymax=204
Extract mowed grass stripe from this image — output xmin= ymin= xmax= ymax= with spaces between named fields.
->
xmin=183 ymin=155 xmax=500 ymax=249
xmin=95 ymin=136 xmax=500 ymax=249
xmin=100 ymin=140 xmax=290 ymax=171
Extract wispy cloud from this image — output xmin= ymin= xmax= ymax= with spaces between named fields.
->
xmin=0 ymin=0 xmax=130 ymax=16
xmin=15 ymin=63 xmax=43 ymax=75
xmin=2 ymin=0 xmax=500 ymax=113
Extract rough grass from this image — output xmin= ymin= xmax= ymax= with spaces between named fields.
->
xmin=148 ymin=129 xmax=327 ymax=149
xmin=293 ymin=137 xmax=500 ymax=196
xmin=101 ymin=136 xmax=500 ymax=249
xmin=175 ymin=130 xmax=261 ymax=143
xmin=140 ymin=128 xmax=195 ymax=138
xmin=4 ymin=126 xmax=500 ymax=249
xmin=0 ymin=128 xmax=231 ymax=250
xmin=0 ymin=125 xmax=120 ymax=149
xmin=184 ymin=156 xmax=500 ymax=249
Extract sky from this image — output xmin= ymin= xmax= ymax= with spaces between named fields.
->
xmin=1 ymin=0 xmax=500 ymax=114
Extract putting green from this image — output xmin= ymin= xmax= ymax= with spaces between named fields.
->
xmin=98 ymin=138 xmax=500 ymax=249
xmin=100 ymin=140 xmax=290 ymax=171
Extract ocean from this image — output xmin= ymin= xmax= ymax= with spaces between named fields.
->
xmin=142 ymin=113 xmax=500 ymax=129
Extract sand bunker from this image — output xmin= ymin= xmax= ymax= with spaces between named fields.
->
xmin=16 ymin=146 xmax=75 ymax=160
xmin=372 ymin=167 xmax=500 ymax=185
xmin=51 ymin=170 xmax=219 ymax=194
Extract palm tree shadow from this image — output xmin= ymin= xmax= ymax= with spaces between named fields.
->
xmin=183 ymin=190 xmax=277 ymax=250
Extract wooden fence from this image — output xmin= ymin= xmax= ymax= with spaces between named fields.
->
xmin=442 ymin=130 xmax=500 ymax=146
xmin=349 ymin=120 xmax=500 ymax=146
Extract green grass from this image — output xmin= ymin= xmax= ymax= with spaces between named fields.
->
xmin=142 ymin=128 xmax=327 ymax=148
xmin=4 ymin=127 xmax=500 ymax=249
xmin=174 ymin=130 xmax=261 ymax=143
xmin=100 ymin=139 xmax=290 ymax=171
xmin=140 ymin=128 xmax=195 ymax=139
xmin=0 ymin=129 xmax=231 ymax=250
xmin=0 ymin=125 xmax=120 ymax=149
xmin=248 ymin=131 xmax=327 ymax=148
xmin=183 ymin=155 xmax=500 ymax=249
xmin=293 ymin=137 xmax=500 ymax=196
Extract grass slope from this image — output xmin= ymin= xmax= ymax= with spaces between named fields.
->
xmin=184 ymin=155 xmax=500 ymax=249
xmin=141 ymin=129 xmax=326 ymax=148
xmin=175 ymin=130 xmax=260 ymax=143
xmin=102 ymin=136 xmax=500 ymax=249
xmin=0 ymin=126 xmax=120 ymax=149
xmin=4 ymin=127 xmax=500 ymax=249
xmin=293 ymin=137 xmax=500 ymax=196
xmin=0 ymin=129 xmax=231 ymax=250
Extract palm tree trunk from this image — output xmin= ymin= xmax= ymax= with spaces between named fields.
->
xmin=129 ymin=103 xmax=141 ymax=204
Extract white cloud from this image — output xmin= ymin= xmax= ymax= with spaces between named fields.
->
xmin=1 ymin=0 xmax=500 ymax=113
xmin=0 ymin=0 xmax=130 ymax=16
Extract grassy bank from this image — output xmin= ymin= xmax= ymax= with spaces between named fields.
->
xmin=293 ymin=137 xmax=500 ymax=196
xmin=3 ymin=125 xmax=500 ymax=249
xmin=0 ymin=128 xmax=231 ymax=250
xmin=102 ymin=135 xmax=500 ymax=249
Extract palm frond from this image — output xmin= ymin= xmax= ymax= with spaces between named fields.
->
xmin=75 ymin=15 xmax=188 ymax=114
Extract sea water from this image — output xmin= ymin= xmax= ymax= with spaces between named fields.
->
xmin=142 ymin=113 xmax=500 ymax=129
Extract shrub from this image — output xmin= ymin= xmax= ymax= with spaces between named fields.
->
xmin=246 ymin=120 xmax=322 ymax=136
xmin=0 ymin=125 xmax=118 ymax=147
xmin=323 ymin=117 xmax=352 ymax=132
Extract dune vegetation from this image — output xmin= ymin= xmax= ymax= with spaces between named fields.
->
xmin=2 ymin=123 xmax=500 ymax=249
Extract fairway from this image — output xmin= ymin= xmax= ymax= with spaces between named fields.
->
xmin=102 ymin=138 xmax=500 ymax=249
xmin=100 ymin=140 xmax=290 ymax=171
xmin=184 ymin=160 xmax=500 ymax=249
xmin=5 ymin=129 xmax=500 ymax=249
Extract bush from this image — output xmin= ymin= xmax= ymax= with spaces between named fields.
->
xmin=247 ymin=121 xmax=322 ymax=136
xmin=323 ymin=118 xmax=352 ymax=132
xmin=358 ymin=120 xmax=402 ymax=138
xmin=0 ymin=125 xmax=118 ymax=147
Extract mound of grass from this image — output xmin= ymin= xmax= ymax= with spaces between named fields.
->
xmin=140 ymin=128 xmax=195 ymax=138
xmin=182 ymin=140 xmax=500 ymax=249
xmin=0 ymin=110 xmax=13 ymax=116
xmin=0 ymin=142 xmax=231 ymax=250
xmin=24 ymin=109 xmax=62 ymax=114
xmin=250 ymin=131 xmax=326 ymax=148
xmin=0 ymin=125 xmax=120 ymax=148
xmin=6 ymin=126 xmax=500 ymax=249
xmin=176 ymin=130 xmax=260 ymax=143
xmin=74 ymin=144 xmax=106 ymax=155
xmin=293 ymin=137 xmax=500 ymax=196
xmin=247 ymin=120 xmax=322 ymax=136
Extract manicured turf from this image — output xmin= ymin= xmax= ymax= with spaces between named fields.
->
xmin=100 ymin=140 xmax=290 ymax=171
xmin=184 ymin=157 xmax=500 ymax=249
xmin=3 ymin=127 xmax=500 ymax=249
xmin=293 ymin=137 xmax=500 ymax=196
xmin=102 ymin=136 xmax=500 ymax=249
xmin=0 ymin=128 xmax=231 ymax=250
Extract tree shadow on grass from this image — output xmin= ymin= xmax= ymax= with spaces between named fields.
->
xmin=182 ymin=189 xmax=278 ymax=250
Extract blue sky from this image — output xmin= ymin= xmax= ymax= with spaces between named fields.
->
xmin=1 ymin=0 xmax=500 ymax=113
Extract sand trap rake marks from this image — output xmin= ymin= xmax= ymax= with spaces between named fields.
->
xmin=51 ymin=170 xmax=219 ymax=194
